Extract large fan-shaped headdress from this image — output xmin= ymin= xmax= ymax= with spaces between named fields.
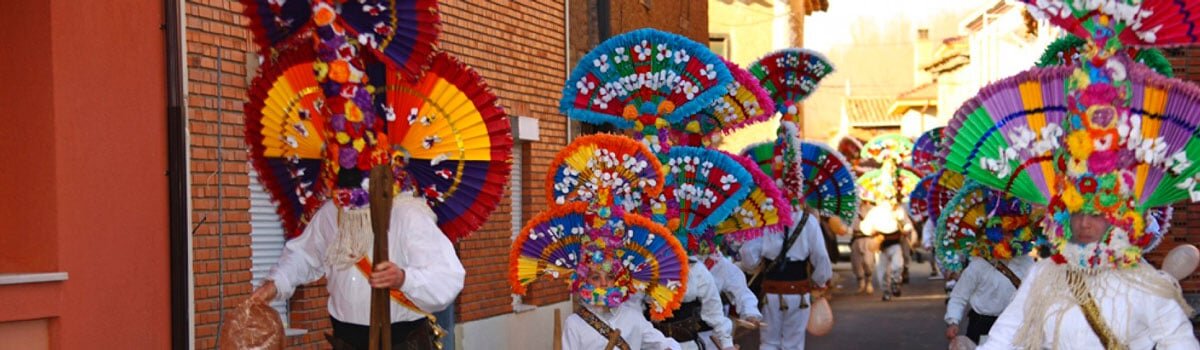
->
xmin=509 ymin=202 xmax=689 ymax=320
xmin=910 ymin=127 xmax=945 ymax=177
xmin=670 ymin=59 xmax=776 ymax=147
xmin=799 ymin=141 xmax=860 ymax=227
xmin=934 ymin=181 xmax=1043 ymax=274
xmin=861 ymin=133 xmax=914 ymax=166
xmin=652 ymin=147 xmax=757 ymax=250
xmin=244 ymin=5 xmax=511 ymax=241
xmin=945 ymin=0 xmax=1200 ymax=269
xmin=856 ymin=168 xmax=919 ymax=205
xmin=1020 ymin=0 xmax=1200 ymax=47
xmin=560 ymin=28 xmax=733 ymax=153
xmin=749 ymin=48 xmax=835 ymax=123
xmin=925 ymin=169 xmax=966 ymax=226
xmin=908 ymin=175 xmax=935 ymax=223
xmin=242 ymin=0 xmax=441 ymax=79
xmin=709 ymin=151 xmax=793 ymax=242
xmin=1035 ymin=35 xmax=1174 ymax=77
xmin=547 ymin=134 xmax=664 ymax=212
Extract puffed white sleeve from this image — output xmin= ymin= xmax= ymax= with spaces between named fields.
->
xmin=638 ymin=317 xmax=682 ymax=350
xmin=717 ymin=258 xmax=762 ymax=320
xmin=694 ymin=266 xmax=735 ymax=349
xmin=977 ymin=261 xmax=1043 ymax=350
xmin=736 ymin=236 xmax=764 ymax=273
xmin=944 ymin=260 xmax=980 ymax=325
xmin=859 ymin=214 xmax=875 ymax=237
xmin=1149 ymin=279 xmax=1200 ymax=349
xmin=393 ymin=197 xmax=466 ymax=313
xmin=805 ymin=216 xmax=833 ymax=285
xmin=922 ymin=221 xmax=935 ymax=249
xmin=267 ymin=201 xmax=336 ymax=301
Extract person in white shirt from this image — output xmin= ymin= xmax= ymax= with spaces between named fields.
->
xmin=978 ymin=213 xmax=1198 ymax=350
xmin=860 ymin=201 xmax=905 ymax=301
xmin=738 ymin=209 xmax=834 ymax=350
xmin=849 ymin=204 xmax=878 ymax=294
xmin=251 ymin=195 xmax=465 ymax=349
xmin=564 ymin=273 xmax=682 ymax=350
xmin=920 ymin=220 xmax=941 ymax=278
xmin=638 ymin=258 xmax=736 ymax=350
xmin=943 ymin=255 xmax=1033 ymax=344
xmin=697 ymin=252 xmax=763 ymax=350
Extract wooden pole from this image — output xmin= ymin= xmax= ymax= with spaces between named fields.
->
xmin=368 ymin=166 xmax=395 ymax=350
xmin=603 ymin=329 xmax=621 ymax=350
xmin=553 ymin=309 xmax=563 ymax=350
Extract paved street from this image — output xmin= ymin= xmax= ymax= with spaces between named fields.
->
xmin=736 ymin=256 xmax=951 ymax=349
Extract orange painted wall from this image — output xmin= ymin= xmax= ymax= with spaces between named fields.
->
xmin=0 ymin=0 xmax=57 ymax=273
xmin=0 ymin=1 xmax=171 ymax=348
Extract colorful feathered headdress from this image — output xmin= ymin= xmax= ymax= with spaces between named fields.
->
xmin=934 ymin=181 xmax=1044 ymax=274
xmin=511 ymin=134 xmax=688 ymax=320
xmin=242 ymin=1 xmax=512 ymax=242
xmin=944 ymin=0 xmax=1200 ymax=269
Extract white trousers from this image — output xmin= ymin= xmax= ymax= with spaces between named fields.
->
xmin=759 ymin=293 xmax=811 ymax=350
xmin=697 ymin=330 xmax=716 ymax=350
xmin=876 ymin=243 xmax=903 ymax=290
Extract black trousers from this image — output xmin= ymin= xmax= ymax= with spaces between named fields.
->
xmin=328 ymin=317 xmax=433 ymax=350
xmin=966 ymin=310 xmax=999 ymax=344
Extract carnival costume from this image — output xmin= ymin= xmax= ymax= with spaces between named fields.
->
xmin=731 ymin=48 xmax=837 ymax=350
xmin=934 ymin=182 xmax=1043 ymax=344
xmin=940 ymin=1 xmax=1200 ymax=348
xmin=511 ymin=134 xmax=688 ymax=350
xmin=243 ymin=1 xmax=512 ymax=348
xmin=558 ymin=28 xmax=808 ymax=349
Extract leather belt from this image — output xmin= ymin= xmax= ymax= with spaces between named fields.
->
xmin=762 ymin=279 xmax=813 ymax=295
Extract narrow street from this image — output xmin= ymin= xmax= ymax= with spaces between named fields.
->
xmin=736 ymin=257 xmax=952 ymax=349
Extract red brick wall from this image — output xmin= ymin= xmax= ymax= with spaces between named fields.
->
xmin=1151 ymin=47 xmax=1200 ymax=293
xmin=611 ymin=0 xmax=709 ymax=44
xmin=188 ymin=1 xmax=333 ymax=348
xmin=187 ymin=0 xmax=255 ymax=348
xmin=438 ymin=0 xmax=571 ymax=322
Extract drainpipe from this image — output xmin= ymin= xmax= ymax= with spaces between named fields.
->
xmin=565 ymin=0 xmax=573 ymax=141
xmin=163 ymin=0 xmax=190 ymax=348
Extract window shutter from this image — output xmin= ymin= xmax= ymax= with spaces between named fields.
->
xmin=249 ymin=166 xmax=290 ymax=326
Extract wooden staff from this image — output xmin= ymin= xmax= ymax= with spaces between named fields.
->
xmin=368 ymin=166 xmax=395 ymax=350
xmin=603 ymin=329 xmax=621 ymax=350
xmin=553 ymin=309 xmax=563 ymax=350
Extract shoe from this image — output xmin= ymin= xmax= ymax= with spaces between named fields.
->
xmin=882 ymin=293 xmax=892 ymax=301
xmin=892 ymin=286 xmax=902 ymax=297
xmin=865 ymin=283 xmax=874 ymax=295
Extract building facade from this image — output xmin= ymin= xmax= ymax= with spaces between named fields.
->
xmin=0 ymin=1 xmax=173 ymax=348
xmin=188 ymin=1 xmax=709 ymax=349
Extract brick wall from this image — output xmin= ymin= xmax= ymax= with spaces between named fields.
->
xmin=1151 ymin=47 xmax=1200 ymax=293
xmin=438 ymin=0 xmax=571 ymax=323
xmin=611 ymin=0 xmax=709 ymax=44
xmin=187 ymin=1 xmax=331 ymax=348
xmin=186 ymin=0 xmax=256 ymax=348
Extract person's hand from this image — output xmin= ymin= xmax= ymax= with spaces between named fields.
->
xmin=370 ymin=262 xmax=406 ymax=289
xmin=250 ymin=280 xmax=278 ymax=304
xmin=740 ymin=316 xmax=763 ymax=329
xmin=945 ymin=323 xmax=959 ymax=340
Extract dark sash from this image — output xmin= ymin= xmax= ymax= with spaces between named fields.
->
xmin=576 ymin=305 xmax=631 ymax=350
xmin=990 ymin=260 xmax=1022 ymax=289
